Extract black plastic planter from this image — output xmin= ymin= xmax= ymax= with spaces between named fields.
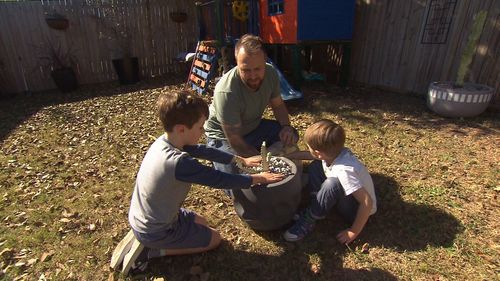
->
xmin=51 ymin=67 xmax=78 ymax=93
xmin=112 ymin=57 xmax=140 ymax=85
xmin=233 ymin=157 xmax=303 ymax=231
xmin=45 ymin=18 xmax=69 ymax=30
xmin=170 ymin=12 xmax=187 ymax=23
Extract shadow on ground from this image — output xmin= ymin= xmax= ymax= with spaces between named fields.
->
xmin=142 ymin=240 xmax=398 ymax=281
xmin=363 ymin=173 xmax=463 ymax=250
xmin=288 ymin=83 xmax=499 ymax=135
xmin=0 ymin=75 xmax=185 ymax=142
xmin=132 ymin=172 xmax=460 ymax=280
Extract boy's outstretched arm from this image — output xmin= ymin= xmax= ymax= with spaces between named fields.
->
xmin=250 ymin=172 xmax=284 ymax=185
xmin=233 ymin=156 xmax=285 ymax=184
xmin=336 ymin=188 xmax=373 ymax=244
xmin=176 ymin=155 xmax=284 ymax=189
xmin=283 ymin=150 xmax=315 ymax=160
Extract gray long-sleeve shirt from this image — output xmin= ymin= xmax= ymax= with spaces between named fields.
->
xmin=129 ymin=135 xmax=252 ymax=234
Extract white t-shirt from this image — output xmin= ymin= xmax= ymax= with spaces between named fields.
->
xmin=322 ymin=148 xmax=377 ymax=215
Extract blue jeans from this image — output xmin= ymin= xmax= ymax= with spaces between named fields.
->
xmin=206 ymin=119 xmax=282 ymax=196
xmin=206 ymin=119 xmax=282 ymax=173
xmin=307 ymin=160 xmax=359 ymax=224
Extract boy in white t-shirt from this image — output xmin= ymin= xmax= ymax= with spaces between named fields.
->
xmin=283 ymin=120 xmax=377 ymax=243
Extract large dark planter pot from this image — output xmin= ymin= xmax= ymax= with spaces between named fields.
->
xmin=112 ymin=57 xmax=140 ymax=85
xmin=233 ymin=157 xmax=302 ymax=231
xmin=427 ymin=82 xmax=494 ymax=118
xmin=45 ymin=18 xmax=69 ymax=30
xmin=170 ymin=12 xmax=187 ymax=23
xmin=51 ymin=67 xmax=78 ymax=93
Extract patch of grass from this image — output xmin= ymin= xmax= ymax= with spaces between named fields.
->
xmin=0 ymin=79 xmax=498 ymax=280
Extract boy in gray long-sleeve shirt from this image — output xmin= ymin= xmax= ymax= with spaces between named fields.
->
xmin=127 ymin=91 xmax=283 ymax=271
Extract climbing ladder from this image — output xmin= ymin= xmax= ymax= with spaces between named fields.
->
xmin=186 ymin=41 xmax=218 ymax=95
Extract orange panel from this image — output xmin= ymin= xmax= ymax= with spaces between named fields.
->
xmin=259 ymin=0 xmax=297 ymax=44
xmin=190 ymin=74 xmax=206 ymax=87
xmin=194 ymin=60 xmax=211 ymax=71
xmin=198 ymin=45 xmax=216 ymax=54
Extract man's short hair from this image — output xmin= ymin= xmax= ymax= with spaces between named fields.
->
xmin=157 ymin=90 xmax=209 ymax=132
xmin=304 ymin=119 xmax=345 ymax=156
xmin=235 ymin=34 xmax=265 ymax=57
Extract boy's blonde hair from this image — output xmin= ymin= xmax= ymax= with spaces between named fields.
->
xmin=157 ymin=90 xmax=208 ymax=132
xmin=304 ymin=119 xmax=345 ymax=157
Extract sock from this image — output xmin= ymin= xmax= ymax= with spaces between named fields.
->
xmin=136 ymin=247 xmax=150 ymax=263
xmin=147 ymin=248 xmax=168 ymax=259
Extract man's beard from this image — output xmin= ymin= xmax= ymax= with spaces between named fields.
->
xmin=245 ymin=78 xmax=262 ymax=90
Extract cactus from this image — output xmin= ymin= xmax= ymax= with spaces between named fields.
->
xmin=261 ymin=141 xmax=268 ymax=171
xmin=456 ymin=10 xmax=487 ymax=86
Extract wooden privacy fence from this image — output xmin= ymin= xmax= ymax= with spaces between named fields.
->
xmin=0 ymin=0 xmax=198 ymax=94
xmin=350 ymin=0 xmax=499 ymax=103
xmin=1 ymin=0 xmax=498 ymax=103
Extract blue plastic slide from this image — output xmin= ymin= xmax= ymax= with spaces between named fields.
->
xmin=267 ymin=60 xmax=303 ymax=101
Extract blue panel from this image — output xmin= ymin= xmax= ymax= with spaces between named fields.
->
xmin=196 ymin=53 xmax=216 ymax=63
xmin=192 ymin=67 xmax=209 ymax=79
xmin=297 ymin=0 xmax=355 ymax=41
xmin=190 ymin=82 xmax=204 ymax=95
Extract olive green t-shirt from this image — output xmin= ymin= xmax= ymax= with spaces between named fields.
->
xmin=205 ymin=63 xmax=280 ymax=140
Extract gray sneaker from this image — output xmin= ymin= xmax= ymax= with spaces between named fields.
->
xmin=284 ymin=212 xmax=316 ymax=242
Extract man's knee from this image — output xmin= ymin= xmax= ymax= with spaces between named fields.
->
xmin=194 ymin=215 xmax=208 ymax=226
xmin=207 ymin=230 xmax=222 ymax=250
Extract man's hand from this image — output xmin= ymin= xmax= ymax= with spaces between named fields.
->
xmin=279 ymin=125 xmax=299 ymax=146
xmin=269 ymin=96 xmax=297 ymax=146
xmin=238 ymin=155 xmax=261 ymax=167
xmin=336 ymin=228 xmax=359 ymax=244
xmin=222 ymin=123 xmax=259 ymax=157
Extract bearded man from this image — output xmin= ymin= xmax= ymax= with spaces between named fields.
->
xmin=205 ymin=34 xmax=298 ymax=179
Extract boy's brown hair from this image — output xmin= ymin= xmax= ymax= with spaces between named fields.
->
xmin=304 ymin=119 xmax=345 ymax=157
xmin=157 ymin=90 xmax=209 ymax=132
xmin=235 ymin=34 xmax=265 ymax=57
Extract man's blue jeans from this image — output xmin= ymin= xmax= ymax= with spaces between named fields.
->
xmin=307 ymin=160 xmax=359 ymax=224
xmin=206 ymin=119 xmax=282 ymax=195
xmin=206 ymin=119 xmax=282 ymax=173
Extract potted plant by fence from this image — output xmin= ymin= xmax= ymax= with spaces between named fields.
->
xmin=110 ymin=35 xmax=140 ymax=85
xmin=170 ymin=11 xmax=187 ymax=23
xmin=36 ymin=41 xmax=78 ymax=93
xmin=90 ymin=5 xmax=140 ymax=85
xmin=0 ymin=59 xmax=16 ymax=99
xmin=427 ymin=10 xmax=494 ymax=118
xmin=45 ymin=11 xmax=69 ymax=31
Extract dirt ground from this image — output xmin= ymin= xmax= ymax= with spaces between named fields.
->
xmin=0 ymin=77 xmax=498 ymax=280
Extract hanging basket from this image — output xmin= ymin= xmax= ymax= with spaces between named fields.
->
xmin=45 ymin=16 xmax=69 ymax=30
xmin=170 ymin=12 xmax=187 ymax=23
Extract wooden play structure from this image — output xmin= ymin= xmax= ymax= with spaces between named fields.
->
xmin=189 ymin=0 xmax=356 ymax=94
xmin=259 ymin=0 xmax=355 ymax=43
xmin=258 ymin=0 xmax=356 ymax=86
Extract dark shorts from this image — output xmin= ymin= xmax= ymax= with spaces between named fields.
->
xmin=133 ymin=208 xmax=212 ymax=250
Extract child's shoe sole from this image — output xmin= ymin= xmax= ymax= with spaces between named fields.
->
xmin=110 ymin=229 xmax=135 ymax=270
xmin=122 ymin=239 xmax=145 ymax=275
